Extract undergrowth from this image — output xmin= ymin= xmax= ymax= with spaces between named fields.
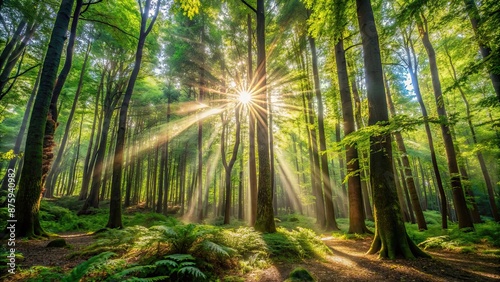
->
xmin=406 ymin=211 xmax=500 ymax=253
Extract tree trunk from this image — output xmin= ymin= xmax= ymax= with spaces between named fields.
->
xmin=445 ymin=48 xmax=499 ymax=222
xmin=41 ymin=0 xmax=83 ymax=195
xmin=463 ymin=0 xmax=500 ymax=102
xmin=13 ymin=0 xmax=74 ymax=238
xmin=248 ymin=13 xmax=257 ymax=226
xmin=254 ymin=0 xmax=276 ymax=233
xmin=45 ymin=39 xmax=91 ymax=198
xmin=403 ymin=30 xmax=448 ymax=229
xmin=222 ymin=106 xmax=241 ymax=224
xmin=356 ymin=0 xmax=428 ymax=259
xmin=384 ymin=72 xmax=427 ymax=230
xmin=107 ymin=0 xmax=160 ymax=229
xmin=417 ymin=15 xmax=474 ymax=229
xmin=335 ymin=39 xmax=369 ymax=234
xmin=309 ymin=35 xmax=339 ymax=231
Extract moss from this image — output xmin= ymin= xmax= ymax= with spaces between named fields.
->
xmin=285 ymin=267 xmax=316 ymax=282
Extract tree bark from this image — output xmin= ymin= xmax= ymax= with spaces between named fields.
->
xmin=463 ymin=0 xmax=500 ymax=102
xmin=403 ymin=30 xmax=448 ymax=229
xmin=356 ymin=0 xmax=428 ymax=259
xmin=222 ymin=106 xmax=241 ymax=224
xmin=309 ymin=35 xmax=339 ymax=231
xmin=107 ymin=0 xmax=161 ymax=229
xmin=335 ymin=39 xmax=369 ymax=234
xmin=45 ymin=39 xmax=91 ymax=198
xmin=384 ymin=72 xmax=427 ymax=230
xmin=254 ymin=0 xmax=276 ymax=233
xmin=417 ymin=15 xmax=474 ymax=229
xmin=13 ymin=0 xmax=75 ymax=238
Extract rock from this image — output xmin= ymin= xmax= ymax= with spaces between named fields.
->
xmin=46 ymin=238 xmax=67 ymax=248
xmin=286 ymin=267 xmax=316 ymax=282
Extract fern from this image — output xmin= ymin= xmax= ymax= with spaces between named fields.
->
xmin=62 ymin=251 xmax=115 ymax=282
xmin=177 ymin=266 xmax=206 ymax=279
xmin=107 ymin=264 xmax=157 ymax=281
xmin=201 ymin=240 xmax=230 ymax=257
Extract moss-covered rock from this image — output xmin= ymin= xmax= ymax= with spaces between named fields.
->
xmin=285 ymin=267 xmax=316 ymax=282
xmin=46 ymin=238 xmax=67 ymax=248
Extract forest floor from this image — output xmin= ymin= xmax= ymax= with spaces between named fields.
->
xmin=9 ymin=232 xmax=500 ymax=281
xmin=244 ymin=236 xmax=500 ymax=282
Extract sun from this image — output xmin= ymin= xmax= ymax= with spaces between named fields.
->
xmin=238 ymin=91 xmax=252 ymax=105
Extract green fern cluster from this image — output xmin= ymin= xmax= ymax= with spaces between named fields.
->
xmin=108 ymin=254 xmax=206 ymax=282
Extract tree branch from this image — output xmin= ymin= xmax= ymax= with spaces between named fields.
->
xmin=81 ymin=0 xmax=103 ymax=15
xmin=241 ymin=0 xmax=257 ymax=14
xmin=79 ymin=17 xmax=139 ymax=40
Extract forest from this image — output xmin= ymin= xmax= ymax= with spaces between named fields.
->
xmin=0 ymin=0 xmax=499 ymax=281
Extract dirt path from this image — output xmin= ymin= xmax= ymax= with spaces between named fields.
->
xmin=10 ymin=232 xmax=95 ymax=275
xmin=246 ymin=237 xmax=500 ymax=281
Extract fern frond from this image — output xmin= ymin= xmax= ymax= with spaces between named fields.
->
xmin=62 ymin=251 xmax=115 ymax=282
xmin=165 ymin=253 xmax=195 ymax=261
xmin=201 ymin=241 xmax=229 ymax=257
xmin=154 ymin=259 xmax=178 ymax=268
xmin=178 ymin=261 xmax=196 ymax=267
xmin=107 ymin=265 xmax=156 ymax=281
xmin=177 ymin=266 xmax=207 ymax=279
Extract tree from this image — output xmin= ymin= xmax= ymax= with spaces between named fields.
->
xmin=107 ymin=0 xmax=161 ymax=229
xmin=463 ymin=0 xmax=500 ymax=102
xmin=254 ymin=0 xmax=276 ymax=233
xmin=12 ymin=0 xmax=75 ymax=238
xmin=355 ymin=0 xmax=428 ymax=259
xmin=221 ymin=105 xmax=241 ymax=224
xmin=335 ymin=38 xmax=370 ymax=234
xmin=417 ymin=14 xmax=474 ymax=230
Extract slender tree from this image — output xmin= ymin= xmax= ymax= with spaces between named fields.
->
xmin=417 ymin=14 xmax=474 ymax=229
xmin=107 ymin=0 xmax=161 ymax=229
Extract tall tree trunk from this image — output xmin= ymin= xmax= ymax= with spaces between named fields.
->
xmin=350 ymin=75 xmax=374 ymax=220
xmin=222 ymin=106 xmax=241 ymax=224
xmin=403 ymin=30 xmax=448 ymax=229
xmin=247 ymin=12 xmax=258 ymax=226
xmin=445 ymin=48 xmax=500 ymax=222
xmin=309 ymin=35 xmax=339 ymax=231
xmin=13 ymin=0 xmax=75 ymax=238
xmin=463 ymin=0 xmax=500 ymax=102
xmin=79 ymin=73 xmax=103 ymax=200
xmin=45 ymin=39 xmax=91 ymax=198
xmin=417 ymin=15 xmax=474 ymax=229
xmin=384 ymin=72 xmax=427 ymax=230
xmin=356 ymin=0 xmax=428 ymax=259
xmin=42 ymin=0 xmax=83 ymax=195
xmin=335 ymin=39 xmax=369 ymax=234
xmin=254 ymin=0 xmax=276 ymax=233
xmin=107 ymin=0 xmax=161 ymax=229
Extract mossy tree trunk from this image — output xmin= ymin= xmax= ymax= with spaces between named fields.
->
xmin=14 ymin=0 xmax=75 ymax=238
xmin=355 ymin=0 xmax=429 ymax=259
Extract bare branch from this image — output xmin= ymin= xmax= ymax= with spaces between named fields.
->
xmin=241 ymin=0 xmax=257 ymax=14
